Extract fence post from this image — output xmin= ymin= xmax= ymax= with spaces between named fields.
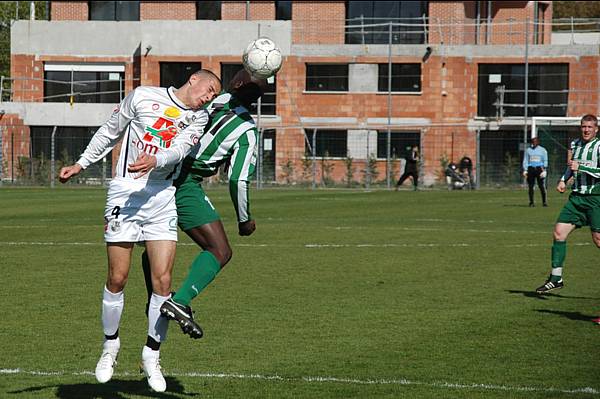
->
xmin=257 ymin=127 xmax=263 ymax=189
xmin=0 ymin=126 xmax=3 ymax=186
xmin=311 ymin=129 xmax=316 ymax=190
xmin=476 ymin=128 xmax=481 ymax=189
xmin=366 ymin=130 xmax=371 ymax=190
xmin=50 ymin=126 xmax=57 ymax=188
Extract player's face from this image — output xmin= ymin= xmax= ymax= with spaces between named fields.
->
xmin=188 ymin=76 xmax=220 ymax=109
xmin=581 ymin=120 xmax=598 ymax=142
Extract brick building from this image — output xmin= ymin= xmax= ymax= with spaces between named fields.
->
xmin=1 ymin=1 xmax=598 ymax=186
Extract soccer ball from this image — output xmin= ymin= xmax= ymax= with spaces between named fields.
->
xmin=242 ymin=37 xmax=283 ymax=79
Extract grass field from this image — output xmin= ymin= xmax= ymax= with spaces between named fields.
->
xmin=0 ymin=186 xmax=599 ymax=399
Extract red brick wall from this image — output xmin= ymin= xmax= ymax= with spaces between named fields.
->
xmin=222 ymin=1 xmax=274 ymax=20
xmin=292 ymin=1 xmax=345 ymax=44
xmin=141 ymin=1 xmax=196 ymax=20
xmin=10 ymin=55 xmax=43 ymax=101
xmin=51 ymin=1 xmax=88 ymax=21
xmin=0 ymin=114 xmax=30 ymax=180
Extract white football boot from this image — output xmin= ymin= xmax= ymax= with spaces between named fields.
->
xmin=141 ymin=346 xmax=166 ymax=392
xmin=95 ymin=338 xmax=120 ymax=383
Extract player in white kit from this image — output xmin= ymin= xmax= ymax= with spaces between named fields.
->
xmin=59 ymin=69 xmax=221 ymax=392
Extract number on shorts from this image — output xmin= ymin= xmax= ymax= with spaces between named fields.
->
xmin=204 ymin=195 xmax=215 ymax=210
xmin=111 ymin=206 xmax=121 ymax=219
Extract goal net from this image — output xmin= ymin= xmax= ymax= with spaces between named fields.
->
xmin=531 ymin=117 xmax=582 ymax=183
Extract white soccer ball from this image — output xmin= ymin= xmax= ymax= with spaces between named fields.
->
xmin=242 ymin=37 xmax=283 ymax=79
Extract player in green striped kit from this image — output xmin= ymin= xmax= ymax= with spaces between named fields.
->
xmin=536 ymin=114 xmax=600 ymax=294
xmin=132 ymin=69 xmax=266 ymax=337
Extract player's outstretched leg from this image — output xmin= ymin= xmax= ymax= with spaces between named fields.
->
xmin=160 ymin=298 xmax=203 ymax=339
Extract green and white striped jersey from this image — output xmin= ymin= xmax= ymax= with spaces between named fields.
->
xmin=570 ymin=137 xmax=600 ymax=195
xmin=180 ymin=93 xmax=258 ymax=222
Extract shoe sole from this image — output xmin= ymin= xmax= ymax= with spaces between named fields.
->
xmin=161 ymin=304 xmax=203 ymax=339
xmin=536 ymin=286 xmax=562 ymax=294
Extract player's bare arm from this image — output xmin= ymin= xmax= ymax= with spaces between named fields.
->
xmin=59 ymin=163 xmax=83 ymax=183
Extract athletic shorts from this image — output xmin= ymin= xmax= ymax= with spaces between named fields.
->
xmin=175 ymin=176 xmax=220 ymax=231
xmin=556 ymin=193 xmax=600 ymax=232
xmin=104 ymin=178 xmax=178 ymax=242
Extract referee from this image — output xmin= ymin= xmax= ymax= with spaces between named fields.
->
xmin=522 ymin=137 xmax=548 ymax=207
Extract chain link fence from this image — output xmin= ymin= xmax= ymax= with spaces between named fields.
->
xmin=1 ymin=122 xmax=579 ymax=190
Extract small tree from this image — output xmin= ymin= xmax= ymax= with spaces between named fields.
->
xmin=301 ymin=156 xmax=313 ymax=185
xmin=343 ymin=156 xmax=355 ymax=187
xmin=320 ymin=152 xmax=334 ymax=187
xmin=280 ymin=159 xmax=294 ymax=185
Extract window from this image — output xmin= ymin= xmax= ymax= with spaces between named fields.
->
xmin=478 ymin=63 xmax=569 ymax=117
xmin=376 ymin=131 xmax=420 ymax=158
xmin=378 ymin=63 xmax=421 ymax=92
xmin=346 ymin=1 xmax=427 ymax=44
xmin=30 ymin=126 xmax=110 ymax=178
xmin=160 ymin=62 xmax=202 ymax=89
xmin=89 ymin=1 xmax=139 ymax=21
xmin=44 ymin=64 xmax=125 ymax=103
xmin=306 ymin=64 xmax=348 ymax=92
xmin=305 ymin=130 xmax=348 ymax=157
xmin=221 ymin=63 xmax=277 ymax=115
xmin=275 ymin=1 xmax=292 ymax=20
xmin=196 ymin=1 xmax=221 ymax=20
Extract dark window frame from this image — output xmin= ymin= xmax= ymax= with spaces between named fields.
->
xmin=376 ymin=131 xmax=420 ymax=159
xmin=305 ymin=64 xmax=349 ymax=92
xmin=275 ymin=1 xmax=292 ymax=20
xmin=305 ymin=129 xmax=348 ymax=158
xmin=159 ymin=62 xmax=202 ymax=89
xmin=345 ymin=1 xmax=428 ymax=44
xmin=88 ymin=1 xmax=139 ymax=21
xmin=196 ymin=1 xmax=222 ymax=20
xmin=477 ymin=63 xmax=569 ymax=117
xmin=377 ymin=63 xmax=422 ymax=92
xmin=44 ymin=69 xmax=125 ymax=104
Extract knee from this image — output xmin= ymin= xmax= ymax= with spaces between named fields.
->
xmin=210 ymin=245 xmax=232 ymax=267
xmin=107 ymin=273 xmax=128 ymax=292
xmin=593 ymin=235 xmax=600 ymax=248
xmin=553 ymin=229 xmax=565 ymax=241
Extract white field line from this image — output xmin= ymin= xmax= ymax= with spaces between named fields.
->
xmin=0 ymin=241 xmax=593 ymax=249
xmin=0 ymin=368 xmax=597 ymax=395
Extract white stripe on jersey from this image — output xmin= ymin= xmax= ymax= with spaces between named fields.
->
xmin=76 ymin=86 xmax=207 ymax=182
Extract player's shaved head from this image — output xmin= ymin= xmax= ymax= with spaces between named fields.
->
xmin=190 ymin=69 xmax=221 ymax=91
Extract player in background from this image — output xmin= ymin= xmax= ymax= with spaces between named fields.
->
xmin=522 ymin=137 xmax=548 ymax=207
xmin=59 ymin=69 xmax=221 ymax=392
xmin=535 ymin=114 xmax=600 ymax=295
xmin=129 ymin=69 xmax=265 ymax=338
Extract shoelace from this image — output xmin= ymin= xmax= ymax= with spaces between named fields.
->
xmin=146 ymin=357 xmax=163 ymax=379
xmin=98 ymin=352 xmax=116 ymax=369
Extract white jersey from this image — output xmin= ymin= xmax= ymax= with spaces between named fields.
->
xmin=76 ymin=86 xmax=208 ymax=182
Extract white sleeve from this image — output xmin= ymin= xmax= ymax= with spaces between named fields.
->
xmin=154 ymin=109 xmax=209 ymax=168
xmin=76 ymin=90 xmax=137 ymax=169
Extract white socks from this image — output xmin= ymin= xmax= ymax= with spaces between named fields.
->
xmin=101 ymin=285 xmax=124 ymax=337
xmin=148 ymin=292 xmax=170 ymax=342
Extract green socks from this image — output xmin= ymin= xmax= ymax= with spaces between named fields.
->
xmin=550 ymin=240 xmax=566 ymax=282
xmin=173 ymin=251 xmax=221 ymax=306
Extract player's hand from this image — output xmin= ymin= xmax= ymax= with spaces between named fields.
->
xmin=522 ymin=171 xmax=528 ymax=178
xmin=128 ymin=153 xmax=157 ymax=178
xmin=238 ymin=220 xmax=256 ymax=236
xmin=58 ymin=164 xmax=82 ymax=183
xmin=556 ymin=181 xmax=567 ymax=193
xmin=569 ymin=160 xmax=579 ymax=171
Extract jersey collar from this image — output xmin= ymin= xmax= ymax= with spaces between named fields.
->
xmin=166 ymin=87 xmax=191 ymax=110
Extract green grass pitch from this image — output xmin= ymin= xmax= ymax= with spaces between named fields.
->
xmin=0 ymin=187 xmax=598 ymax=398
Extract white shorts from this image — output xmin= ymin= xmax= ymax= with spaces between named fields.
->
xmin=103 ymin=178 xmax=178 ymax=243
